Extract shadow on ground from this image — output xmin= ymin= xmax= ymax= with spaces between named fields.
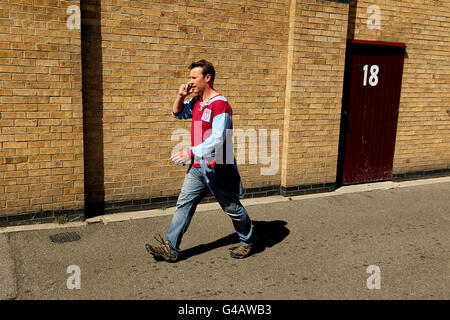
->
xmin=179 ymin=220 xmax=289 ymax=261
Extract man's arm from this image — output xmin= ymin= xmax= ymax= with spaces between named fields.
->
xmin=169 ymin=83 xmax=195 ymax=166
xmin=172 ymin=83 xmax=192 ymax=114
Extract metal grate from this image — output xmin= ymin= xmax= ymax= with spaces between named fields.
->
xmin=50 ymin=232 xmax=81 ymax=243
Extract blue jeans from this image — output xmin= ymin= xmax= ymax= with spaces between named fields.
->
xmin=166 ymin=165 xmax=255 ymax=257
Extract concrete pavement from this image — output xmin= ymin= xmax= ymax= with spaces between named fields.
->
xmin=1 ymin=176 xmax=449 ymax=300
xmin=0 ymin=233 xmax=17 ymax=300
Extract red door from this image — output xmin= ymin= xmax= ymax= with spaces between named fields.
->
xmin=339 ymin=40 xmax=406 ymax=185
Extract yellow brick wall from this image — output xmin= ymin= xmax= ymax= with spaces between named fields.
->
xmin=281 ymin=0 xmax=349 ymax=187
xmin=1 ymin=0 xmax=449 ymax=221
xmin=0 ymin=0 xmax=84 ymax=217
xmin=350 ymin=0 xmax=450 ymax=174
xmin=99 ymin=0 xmax=289 ymax=203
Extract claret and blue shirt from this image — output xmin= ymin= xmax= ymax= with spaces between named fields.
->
xmin=172 ymin=93 xmax=244 ymax=198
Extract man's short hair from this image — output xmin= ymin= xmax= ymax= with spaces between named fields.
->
xmin=189 ymin=59 xmax=215 ymax=85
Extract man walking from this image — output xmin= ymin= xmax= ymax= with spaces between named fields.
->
xmin=145 ymin=60 xmax=256 ymax=262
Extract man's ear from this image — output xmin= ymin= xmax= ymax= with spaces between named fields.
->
xmin=204 ymin=73 xmax=211 ymax=84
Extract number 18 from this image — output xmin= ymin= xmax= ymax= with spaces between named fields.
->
xmin=363 ymin=64 xmax=379 ymax=86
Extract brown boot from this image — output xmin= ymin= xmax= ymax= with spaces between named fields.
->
xmin=229 ymin=244 xmax=253 ymax=259
xmin=145 ymin=235 xmax=178 ymax=262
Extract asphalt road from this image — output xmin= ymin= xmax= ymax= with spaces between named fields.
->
xmin=4 ymin=181 xmax=450 ymax=300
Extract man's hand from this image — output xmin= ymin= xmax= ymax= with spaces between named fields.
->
xmin=178 ymin=83 xmax=193 ymax=98
xmin=173 ymin=83 xmax=193 ymax=115
xmin=171 ymin=149 xmax=191 ymax=166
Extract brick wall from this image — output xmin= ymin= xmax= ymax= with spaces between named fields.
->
xmin=98 ymin=0 xmax=289 ymax=212
xmin=1 ymin=0 xmax=449 ymax=223
xmin=0 ymin=0 xmax=84 ymax=223
xmin=350 ymin=0 xmax=450 ymax=175
xmin=281 ymin=0 xmax=349 ymax=189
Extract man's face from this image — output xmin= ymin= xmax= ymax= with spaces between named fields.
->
xmin=188 ymin=67 xmax=210 ymax=95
